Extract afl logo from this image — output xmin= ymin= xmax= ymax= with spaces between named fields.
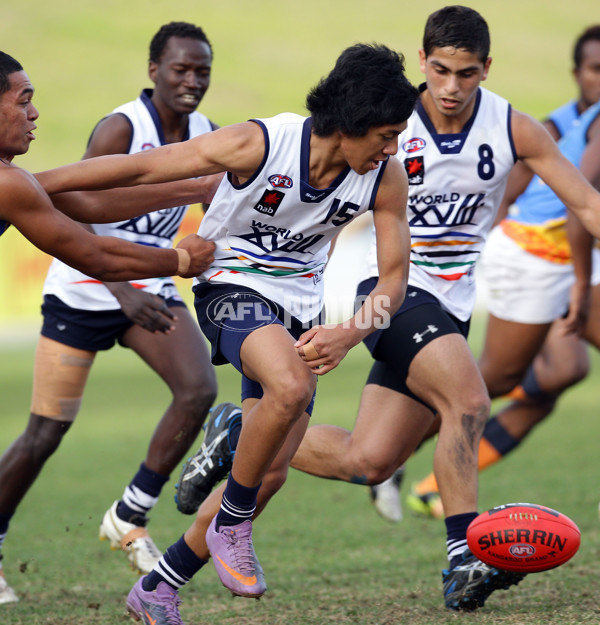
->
xmin=207 ymin=292 xmax=276 ymax=332
xmin=268 ymin=174 xmax=293 ymax=189
xmin=509 ymin=544 xmax=536 ymax=558
xmin=403 ymin=137 xmax=426 ymax=153
xmin=141 ymin=142 xmax=155 ymax=151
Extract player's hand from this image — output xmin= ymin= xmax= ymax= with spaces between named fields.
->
xmin=106 ymin=282 xmax=176 ymax=333
xmin=561 ymin=280 xmax=590 ymax=336
xmin=177 ymin=234 xmax=216 ymax=277
xmin=294 ymin=324 xmax=357 ymax=375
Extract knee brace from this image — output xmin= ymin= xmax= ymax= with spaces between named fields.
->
xmin=30 ymin=337 xmax=95 ymax=421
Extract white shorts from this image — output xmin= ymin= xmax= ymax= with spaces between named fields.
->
xmin=480 ymin=226 xmax=600 ymax=324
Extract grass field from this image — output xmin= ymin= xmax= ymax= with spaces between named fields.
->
xmin=1 ymin=1 xmax=600 ymax=623
xmin=1 ymin=316 xmax=599 ymax=625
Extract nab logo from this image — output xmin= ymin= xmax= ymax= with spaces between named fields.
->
xmin=402 ymin=137 xmax=426 ymax=153
xmin=509 ymin=544 xmax=536 ymax=557
xmin=404 ymin=156 xmax=424 ymax=185
xmin=254 ymin=189 xmax=285 ymax=216
xmin=268 ymin=174 xmax=293 ymax=189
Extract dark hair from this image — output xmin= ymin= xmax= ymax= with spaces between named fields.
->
xmin=0 ymin=51 xmax=23 ymax=96
xmin=573 ymin=25 xmax=600 ymax=69
xmin=149 ymin=21 xmax=212 ymax=63
xmin=423 ymin=5 xmax=490 ymax=63
xmin=306 ymin=43 xmax=419 ymax=137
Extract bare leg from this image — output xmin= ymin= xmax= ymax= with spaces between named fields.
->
xmin=406 ymin=334 xmax=489 ymax=517
xmin=185 ymin=398 xmax=312 ymax=558
xmin=122 ymin=307 xmax=217 ymax=475
xmin=0 ymin=337 xmax=94 ymax=517
xmin=292 ymin=384 xmax=434 ymax=484
xmin=479 ymin=313 xmax=551 ymax=399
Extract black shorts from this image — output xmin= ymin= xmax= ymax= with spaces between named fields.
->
xmin=41 ymin=294 xmax=186 ymax=352
xmin=193 ymin=281 xmax=324 ymax=414
xmin=357 ymin=278 xmax=470 ymax=405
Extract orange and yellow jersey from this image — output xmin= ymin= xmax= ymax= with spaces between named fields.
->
xmin=502 ymin=99 xmax=600 ymax=265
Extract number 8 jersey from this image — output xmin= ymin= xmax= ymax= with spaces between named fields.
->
xmin=364 ymin=86 xmax=516 ymax=321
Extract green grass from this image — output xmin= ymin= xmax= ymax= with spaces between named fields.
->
xmin=1 ymin=2 xmax=600 ymax=622
xmin=1 ymin=316 xmax=599 ymax=624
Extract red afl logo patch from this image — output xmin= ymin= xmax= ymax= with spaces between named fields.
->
xmin=268 ymin=174 xmax=293 ymax=189
xmin=402 ymin=138 xmax=426 ymax=153
xmin=509 ymin=544 xmax=536 ymax=558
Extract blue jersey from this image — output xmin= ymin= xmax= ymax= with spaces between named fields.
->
xmin=502 ymin=100 xmax=600 ymax=263
xmin=546 ymin=100 xmax=579 ymax=138
xmin=0 ymin=219 xmax=8 ymax=236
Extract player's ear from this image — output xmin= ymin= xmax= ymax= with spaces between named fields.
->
xmin=418 ymin=49 xmax=427 ymax=74
xmin=481 ymin=57 xmax=492 ymax=81
xmin=148 ymin=61 xmax=158 ymax=85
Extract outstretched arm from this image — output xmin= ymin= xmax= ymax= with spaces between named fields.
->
xmin=512 ymin=109 xmax=600 ymax=239
xmin=43 ymin=174 xmax=223 ymax=223
xmin=35 ymin=121 xmax=265 ymax=195
xmin=562 ymin=115 xmax=600 ymax=334
xmin=2 ymin=168 xmax=214 ymax=281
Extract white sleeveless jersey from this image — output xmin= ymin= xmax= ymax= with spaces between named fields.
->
xmin=43 ymin=90 xmax=215 ymax=311
xmin=364 ymin=87 xmax=516 ymax=320
xmin=196 ymin=113 xmax=388 ymax=322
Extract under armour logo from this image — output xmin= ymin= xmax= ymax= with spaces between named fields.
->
xmin=413 ymin=324 xmax=438 ymax=343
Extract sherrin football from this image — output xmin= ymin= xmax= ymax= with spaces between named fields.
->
xmin=467 ymin=503 xmax=580 ymax=573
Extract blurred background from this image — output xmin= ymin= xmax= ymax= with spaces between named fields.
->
xmin=0 ymin=0 xmax=596 ymax=329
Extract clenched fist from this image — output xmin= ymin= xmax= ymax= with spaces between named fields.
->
xmin=176 ymin=234 xmax=216 ymax=277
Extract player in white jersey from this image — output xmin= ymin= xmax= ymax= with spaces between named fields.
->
xmin=0 ymin=22 xmax=219 ymax=600
xmin=289 ymin=6 xmax=600 ymax=611
xmin=409 ymin=24 xmax=600 ymax=521
xmin=126 ymin=44 xmax=417 ymax=625
xmin=39 ymin=42 xmax=418 ymax=624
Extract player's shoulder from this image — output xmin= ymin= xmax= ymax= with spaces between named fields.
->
xmin=0 ymin=166 xmax=44 ymax=218
xmin=0 ymin=164 xmax=36 ymax=190
xmin=509 ymin=107 xmax=542 ymax=134
xmin=254 ymin=112 xmax=306 ymax=128
xmin=373 ymin=156 xmax=408 ymax=209
xmin=478 ymin=86 xmax=511 ymax=108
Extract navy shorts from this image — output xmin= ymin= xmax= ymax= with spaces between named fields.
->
xmin=357 ymin=278 xmax=470 ymax=406
xmin=41 ymin=293 xmax=186 ymax=352
xmin=193 ymin=281 xmax=323 ymax=414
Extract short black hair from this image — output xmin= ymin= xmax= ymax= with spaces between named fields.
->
xmin=306 ymin=43 xmax=419 ymax=137
xmin=423 ymin=5 xmax=490 ymax=63
xmin=573 ymin=25 xmax=600 ymax=69
xmin=149 ymin=21 xmax=212 ymax=63
xmin=0 ymin=51 xmax=23 ymax=96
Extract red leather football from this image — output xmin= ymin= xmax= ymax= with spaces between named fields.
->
xmin=467 ymin=503 xmax=581 ymax=573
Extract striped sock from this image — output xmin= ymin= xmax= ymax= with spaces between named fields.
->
xmin=0 ymin=514 xmax=11 ymax=560
xmin=117 ymin=463 xmax=169 ymax=521
xmin=143 ymin=535 xmax=207 ymax=591
xmin=216 ymin=473 xmax=261 ymax=529
xmin=445 ymin=512 xmax=478 ymax=569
